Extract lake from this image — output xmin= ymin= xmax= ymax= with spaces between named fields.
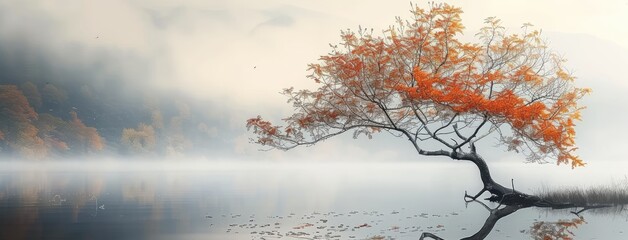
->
xmin=0 ymin=160 xmax=626 ymax=239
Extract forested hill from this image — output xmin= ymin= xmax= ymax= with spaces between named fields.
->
xmin=0 ymin=59 xmax=224 ymax=160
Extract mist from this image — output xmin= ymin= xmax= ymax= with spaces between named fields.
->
xmin=3 ymin=2 xmax=628 ymax=240
xmin=1 ymin=0 xmax=628 ymax=165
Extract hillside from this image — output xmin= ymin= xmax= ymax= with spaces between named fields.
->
xmin=0 ymin=76 xmax=219 ymax=159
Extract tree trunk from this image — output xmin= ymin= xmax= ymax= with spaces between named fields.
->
xmin=454 ymin=152 xmax=542 ymax=207
xmin=417 ymin=152 xmax=615 ymax=240
xmin=454 ymin=152 xmax=613 ymax=209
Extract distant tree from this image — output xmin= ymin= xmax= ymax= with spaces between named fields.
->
xmin=247 ymin=4 xmax=588 ymax=204
xmin=46 ymin=137 xmax=70 ymax=152
xmin=66 ymin=111 xmax=104 ymax=152
xmin=0 ymin=85 xmax=46 ymax=157
xmin=120 ymin=123 xmax=156 ymax=153
xmin=13 ymin=122 xmax=47 ymax=158
xmin=151 ymin=110 xmax=164 ymax=130
xmin=35 ymin=113 xmax=71 ymax=153
xmin=165 ymin=103 xmax=192 ymax=156
xmin=0 ymin=85 xmax=38 ymax=123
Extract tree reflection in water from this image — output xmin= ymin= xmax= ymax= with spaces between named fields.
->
xmin=420 ymin=200 xmax=589 ymax=240
xmin=530 ymin=215 xmax=585 ymax=240
xmin=0 ymin=169 xmax=624 ymax=240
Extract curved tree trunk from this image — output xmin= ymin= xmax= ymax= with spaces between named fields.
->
xmin=417 ymin=152 xmax=614 ymax=240
xmin=459 ymin=153 xmax=510 ymax=196
xmin=453 ymin=152 xmax=553 ymax=207
xmin=453 ymin=152 xmax=613 ymax=209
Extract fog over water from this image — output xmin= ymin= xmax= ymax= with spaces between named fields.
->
xmin=1 ymin=160 xmax=627 ymax=240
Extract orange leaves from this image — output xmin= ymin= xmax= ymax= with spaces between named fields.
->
xmin=0 ymin=85 xmax=48 ymax=158
xmin=536 ymin=121 xmax=561 ymax=145
xmin=341 ymin=32 xmax=358 ymax=47
xmin=320 ymin=55 xmax=363 ymax=80
xmin=247 ymin=116 xmax=278 ymax=136
xmin=247 ymin=3 xmax=587 ymax=168
xmin=556 ymin=68 xmax=575 ymax=81
xmin=531 ymin=216 xmax=585 ymax=240
xmin=510 ymin=101 xmax=546 ymax=128
xmin=486 ymin=90 xmax=520 ymax=114
xmin=397 ymin=62 xmax=586 ymax=167
xmin=48 ymin=137 xmax=70 ymax=151
xmin=0 ymin=85 xmax=38 ymax=122
xmin=366 ymin=103 xmax=377 ymax=113
xmin=307 ymin=64 xmax=323 ymax=77
xmin=425 ymin=3 xmax=464 ymax=36
xmin=246 ymin=116 xmax=279 ymax=146
xmin=297 ymin=116 xmax=314 ymax=128
xmin=402 ymin=69 xmax=540 ymax=125
xmin=69 ymin=111 xmax=104 ymax=151
xmin=512 ymin=66 xmax=540 ymax=83
xmin=121 ymin=123 xmax=156 ymax=153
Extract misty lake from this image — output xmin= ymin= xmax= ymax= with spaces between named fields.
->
xmin=0 ymin=160 xmax=626 ymax=240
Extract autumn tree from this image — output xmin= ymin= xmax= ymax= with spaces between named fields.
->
xmin=0 ymin=85 xmax=38 ymax=124
xmin=121 ymin=123 xmax=156 ymax=153
xmin=0 ymin=85 xmax=47 ymax=158
xmin=164 ymin=102 xmax=192 ymax=156
xmin=63 ymin=111 xmax=104 ymax=152
xmin=35 ymin=113 xmax=71 ymax=153
xmin=247 ymin=4 xmax=588 ymax=204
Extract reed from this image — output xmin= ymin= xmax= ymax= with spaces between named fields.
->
xmin=536 ymin=180 xmax=628 ymax=207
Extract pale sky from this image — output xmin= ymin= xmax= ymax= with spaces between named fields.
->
xmin=1 ymin=0 xmax=627 ymax=164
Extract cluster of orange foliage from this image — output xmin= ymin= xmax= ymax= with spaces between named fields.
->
xmin=530 ymin=216 xmax=586 ymax=240
xmin=248 ymin=3 xmax=587 ymax=167
xmin=0 ymin=85 xmax=46 ymax=157
xmin=119 ymin=107 xmax=193 ymax=156
xmin=69 ymin=111 xmax=104 ymax=152
xmin=121 ymin=123 xmax=156 ymax=153
xmin=0 ymin=85 xmax=38 ymax=122
xmin=0 ymin=84 xmax=105 ymax=158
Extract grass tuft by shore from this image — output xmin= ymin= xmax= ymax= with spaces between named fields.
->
xmin=537 ymin=180 xmax=628 ymax=207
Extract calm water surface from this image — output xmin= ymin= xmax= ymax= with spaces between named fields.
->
xmin=0 ymin=160 xmax=626 ymax=240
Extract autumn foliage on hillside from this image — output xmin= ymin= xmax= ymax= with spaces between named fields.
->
xmin=121 ymin=123 xmax=156 ymax=153
xmin=0 ymin=85 xmax=46 ymax=158
xmin=68 ymin=111 xmax=104 ymax=152
xmin=248 ymin=3 xmax=588 ymax=167
xmin=0 ymin=84 xmax=104 ymax=158
xmin=0 ymin=79 xmax=214 ymax=158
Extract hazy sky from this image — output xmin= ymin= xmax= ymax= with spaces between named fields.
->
xmin=1 ymin=0 xmax=628 ymax=164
